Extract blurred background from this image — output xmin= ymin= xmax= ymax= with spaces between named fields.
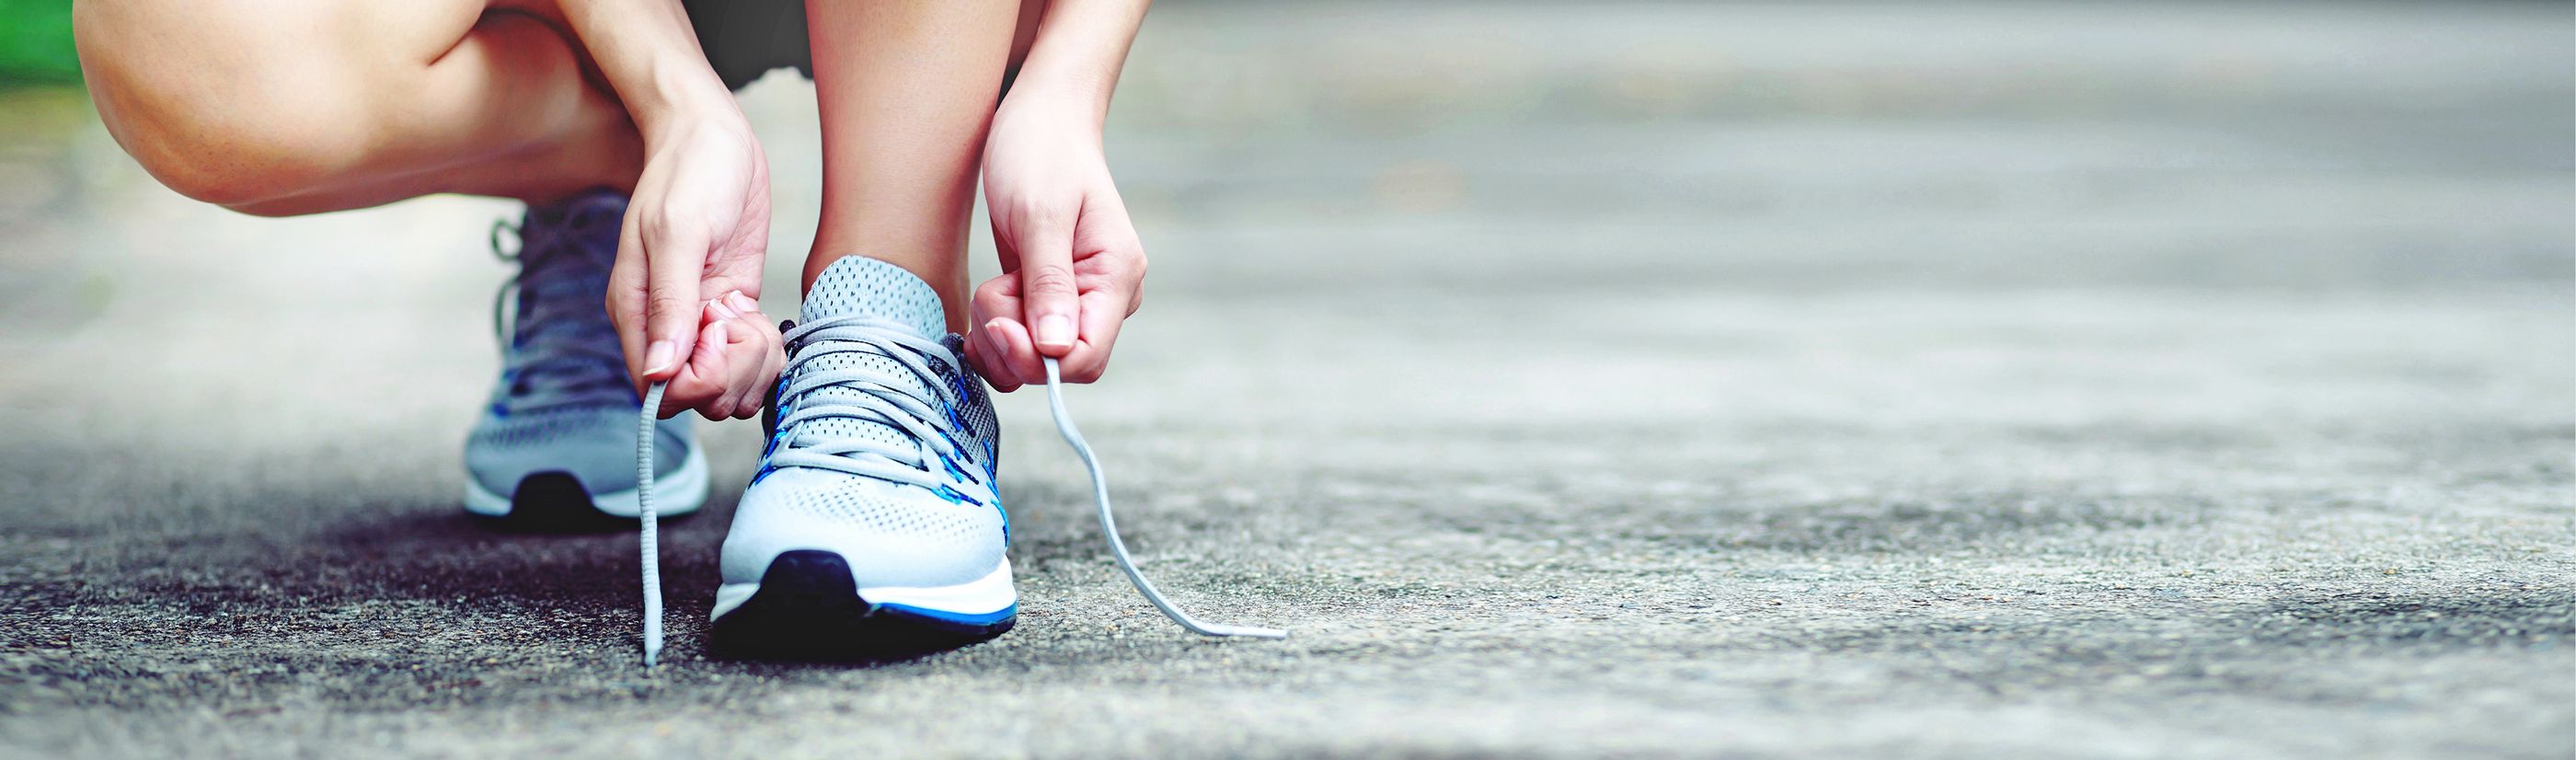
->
xmin=0 ymin=1 xmax=2569 ymax=756
xmin=5 ymin=1 xmax=2567 ymax=440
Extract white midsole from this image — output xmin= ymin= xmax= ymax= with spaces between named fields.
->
xmin=710 ymin=556 xmax=1016 ymax=621
xmin=461 ymin=445 xmax=709 ymax=519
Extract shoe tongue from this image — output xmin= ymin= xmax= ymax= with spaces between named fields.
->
xmin=513 ymin=193 xmax=620 ymax=325
xmin=801 ymin=257 xmax=949 ymax=341
xmin=521 ymin=190 xmax=626 ymax=274
xmin=509 ymin=191 xmax=627 ymax=395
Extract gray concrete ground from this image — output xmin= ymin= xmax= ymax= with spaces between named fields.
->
xmin=2 ymin=2 xmax=2571 ymax=757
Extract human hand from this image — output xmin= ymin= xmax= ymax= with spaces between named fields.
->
xmin=967 ymin=95 xmax=1147 ymax=392
xmin=606 ymin=115 xmax=785 ymax=420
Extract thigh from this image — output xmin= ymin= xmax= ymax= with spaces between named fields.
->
xmin=77 ymin=0 xmax=631 ymax=211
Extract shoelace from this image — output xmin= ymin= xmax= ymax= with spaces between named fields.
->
xmin=490 ymin=219 xmax=635 ymax=413
xmin=1038 ymin=357 xmax=1287 ymax=640
xmin=628 ymin=340 xmax=1285 ymax=668
xmin=638 ymin=381 xmax=669 ymax=667
xmin=766 ymin=316 xmax=986 ymax=488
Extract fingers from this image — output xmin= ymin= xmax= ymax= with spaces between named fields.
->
xmin=736 ymin=294 xmax=786 ymax=420
xmin=962 ymin=324 xmax=1019 ymax=393
xmin=968 ymin=242 xmax=1144 ymax=388
xmin=1052 ymin=289 xmax=1127 ymax=384
xmin=715 ymin=292 xmax=783 ymax=420
xmin=1054 ymin=204 xmax=1144 ymax=383
xmin=656 ymin=319 xmax=731 ymax=419
xmin=981 ymin=317 xmax=1042 ymax=391
xmin=636 ymin=213 xmax=710 ymax=391
xmin=705 ymin=308 xmax=762 ymax=420
xmin=1006 ymin=202 xmax=1082 ymax=356
xmin=609 ymin=224 xmax=652 ymax=398
xmin=968 ymin=273 xmax=1032 ymax=391
xmin=654 ymin=292 xmax=784 ymax=420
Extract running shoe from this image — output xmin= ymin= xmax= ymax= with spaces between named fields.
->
xmin=463 ymin=190 xmax=707 ymax=526
xmin=711 ymin=256 xmax=1011 ymax=651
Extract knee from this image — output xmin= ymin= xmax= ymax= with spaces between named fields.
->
xmin=75 ymin=0 xmax=370 ymax=209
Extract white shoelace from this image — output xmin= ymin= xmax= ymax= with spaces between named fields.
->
xmin=629 ymin=356 xmax=1283 ymax=668
xmin=638 ymin=382 xmax=668 ymax=667
xmin=1038 ymin=358 xmax=1285 ymax=640
xmin=767 ymin=317 xmax=986 ymax=488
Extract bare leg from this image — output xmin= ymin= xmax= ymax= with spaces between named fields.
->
xmin=75 ymin=0 xmax=638 ymax=214
xmin=800 ymin=0 xmax=1029 ymax=332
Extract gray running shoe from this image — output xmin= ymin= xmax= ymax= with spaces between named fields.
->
xmin=711 ymin=256 xmax=1011 ymax=651
xmin=463 ymin=190 xmax=706 ymax=524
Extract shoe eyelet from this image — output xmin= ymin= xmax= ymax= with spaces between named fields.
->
xmin=489 ymin=219 xmax=522 ymax=261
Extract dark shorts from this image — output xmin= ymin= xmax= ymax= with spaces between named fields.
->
xmin=684 ymin=0 xmax=812 ymax=90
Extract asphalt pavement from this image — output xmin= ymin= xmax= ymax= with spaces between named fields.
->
xmin=0 ymin=2 xmax=2569 ymax=757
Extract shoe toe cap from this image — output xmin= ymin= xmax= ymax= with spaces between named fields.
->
xmin=722 ymin=468 xmax=1007 ymax=590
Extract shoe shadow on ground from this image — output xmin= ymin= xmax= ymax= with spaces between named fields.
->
xmin=314 ymin=506 xmax=724 ymax=610
xmin=703 ymin=628 xmax=1005 ymax=666
xmin=315 ymin=505 xmax=1000 ymax=668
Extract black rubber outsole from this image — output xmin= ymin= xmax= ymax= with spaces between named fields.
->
xmin=477 ymin=471 xmax=643 ymax=533
xmin=711 ymin=550 xmax=1014 ymax=660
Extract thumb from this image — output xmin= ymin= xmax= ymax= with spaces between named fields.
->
xmin=1011 ymin=204 xmax=1081 ymax=356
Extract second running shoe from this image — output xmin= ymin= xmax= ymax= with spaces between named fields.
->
xmin=464 ymin=190 xmax=707 ymax=526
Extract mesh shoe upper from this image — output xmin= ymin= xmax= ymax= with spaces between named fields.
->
xmin=720 ymin=257 xmax=1005 ymax=591
xmin=466 ymin=190 xmax=692 ymax=497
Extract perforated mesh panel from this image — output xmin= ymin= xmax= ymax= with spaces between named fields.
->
xmin=474 ymin=411 xmax=587 ymax=448
xmin=799 ymin=258 xmax=945 ymax=338
xmin=473 ymin=408 xmax=692 ymax=475
xmin=776 ymin=475 xmax=998 ymax=545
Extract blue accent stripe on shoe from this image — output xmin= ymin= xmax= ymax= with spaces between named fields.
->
xmin=877 ymin=602 xmax=1018 ymax=627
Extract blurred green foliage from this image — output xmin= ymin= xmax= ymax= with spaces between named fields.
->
xmin=0 ymin=0 xmax=79 ymax=86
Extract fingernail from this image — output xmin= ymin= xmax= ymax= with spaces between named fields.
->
xmin=1035 ymin=315 xmax=1075 ymax=349
xmin=709 ymin=298 xmax=739 ymax=320
xmin=643 ymin=340 xmax=677 ymax=374
xmin=728 ymin=292 xmax=760 ymax=315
